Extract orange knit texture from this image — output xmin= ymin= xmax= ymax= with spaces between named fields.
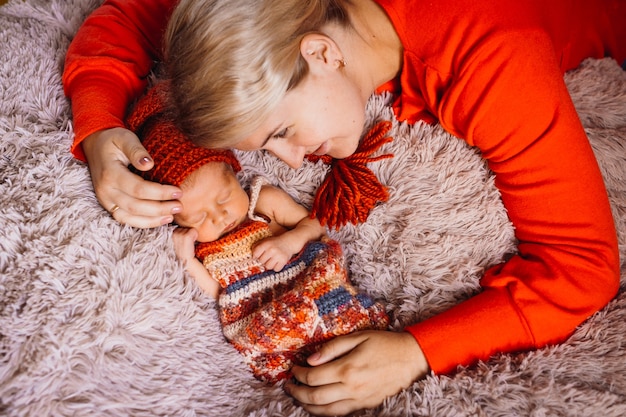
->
xmin=126 ymin=81 xmax=241 ymax=187
xmin=309 ymin=121 xmax=394 ymax=230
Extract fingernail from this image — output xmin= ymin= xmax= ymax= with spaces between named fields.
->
xmin=171 ymin=191 xmax=182 ymax=199
xmin=171 ymin=206 xmax=182 ymax=214
xmin=283 ymin=384 xmax=291 ymax=394
xmin=308 ymin=352 xmax=321 ymax=362
xmin=161 ymin=216 xmax=173 ymax=225
xmin=139 ymin=156 xmax=152 ymax=166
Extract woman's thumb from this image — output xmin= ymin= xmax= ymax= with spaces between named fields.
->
xmin=119 ymin=129 xmax=154 ymax=172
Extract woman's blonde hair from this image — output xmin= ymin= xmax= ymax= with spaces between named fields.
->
xmin=164 ymin=0 xmax=351 ymax=148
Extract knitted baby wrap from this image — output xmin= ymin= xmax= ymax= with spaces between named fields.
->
xmin=194 ymin=178 xmax=390 ymax=383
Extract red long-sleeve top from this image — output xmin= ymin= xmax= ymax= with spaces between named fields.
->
xmin=63 ymin=0 xmax=624 ymax=374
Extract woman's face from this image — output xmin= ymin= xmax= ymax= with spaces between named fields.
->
xmin=174 ymin=163 xmax=249 ymax=243
xmin=234 ymin=64 xmax=368 ymax=168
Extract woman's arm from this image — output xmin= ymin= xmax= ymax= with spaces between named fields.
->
xmin=63 ymin=0 xmax=177 ymax=157
xmin=63 ymin=0 xmax=183 ymax=228
xmin=409 ymin=28 xmax=620 ymax=374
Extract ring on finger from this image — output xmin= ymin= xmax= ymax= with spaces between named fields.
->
xmin=109 ymin=204 xmax=121 ymax=214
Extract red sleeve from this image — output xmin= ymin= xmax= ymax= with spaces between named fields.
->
xmin=404 ymin=27 xmax=620 ymax=374
xmin=62 ymin=0 xmax=177 ymax=161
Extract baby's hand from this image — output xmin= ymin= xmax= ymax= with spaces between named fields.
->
xmin=252 ymin=236 xmax=293 ymax=272
xmin=172 ymin=227 xmax=220 ymax=298
xmin=172 ymin=227 xmax=199 ymax=263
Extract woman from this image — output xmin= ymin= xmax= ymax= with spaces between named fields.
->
xmin=62 ymin=0 xmax=625 ymax=415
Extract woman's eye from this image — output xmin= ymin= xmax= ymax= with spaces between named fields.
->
xmin=272 ymin=127 xmax=289 ymax=139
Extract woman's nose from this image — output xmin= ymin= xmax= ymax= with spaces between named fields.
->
xmin=267 ymin=144 xmax=306 ymax=169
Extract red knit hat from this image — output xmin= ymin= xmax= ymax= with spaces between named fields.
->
xmin=126 ymin=81 xmax=241 ymax=187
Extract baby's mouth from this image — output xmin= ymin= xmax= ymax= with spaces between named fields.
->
xmin=223 ymin=221 xmax=236 ymax=233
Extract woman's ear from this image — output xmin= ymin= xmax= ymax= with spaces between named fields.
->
xmin=300 ymin=34 xmax=345 ymax=72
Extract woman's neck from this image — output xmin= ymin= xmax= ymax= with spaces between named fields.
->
xmin=342 ymin=0 xmax=403 ymax=92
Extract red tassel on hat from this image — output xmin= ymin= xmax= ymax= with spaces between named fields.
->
xmin=308 ymin=121 xmax=393 ymax=230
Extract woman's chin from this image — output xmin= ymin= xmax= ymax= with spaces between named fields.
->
xmin=329 ymin=142 xmax=359 ymax=159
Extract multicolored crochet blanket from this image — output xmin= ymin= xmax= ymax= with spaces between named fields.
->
xmin=195 ymin=219 xmax=389 ymax=383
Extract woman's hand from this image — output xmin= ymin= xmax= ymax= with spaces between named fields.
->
xmin=285 ymin=330 xmax=429 ymax=416
xmin=82 ymin=127 xmax=183 ymax=228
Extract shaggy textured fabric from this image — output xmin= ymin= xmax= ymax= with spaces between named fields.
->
xmin=1 ymin=1 xmax=625 ymax=416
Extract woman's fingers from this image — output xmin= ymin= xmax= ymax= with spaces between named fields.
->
xmin=81 ymin=127 xmax=183 ymax=228
xmin=286 ymin=331 xmax=429 ymax=416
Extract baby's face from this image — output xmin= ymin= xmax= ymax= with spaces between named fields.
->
xmin=174 ymin=162 xmax=249 ymax=242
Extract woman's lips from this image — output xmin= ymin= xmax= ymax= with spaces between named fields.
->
xmin=313 ymin=141 xmax=329 ymax=156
